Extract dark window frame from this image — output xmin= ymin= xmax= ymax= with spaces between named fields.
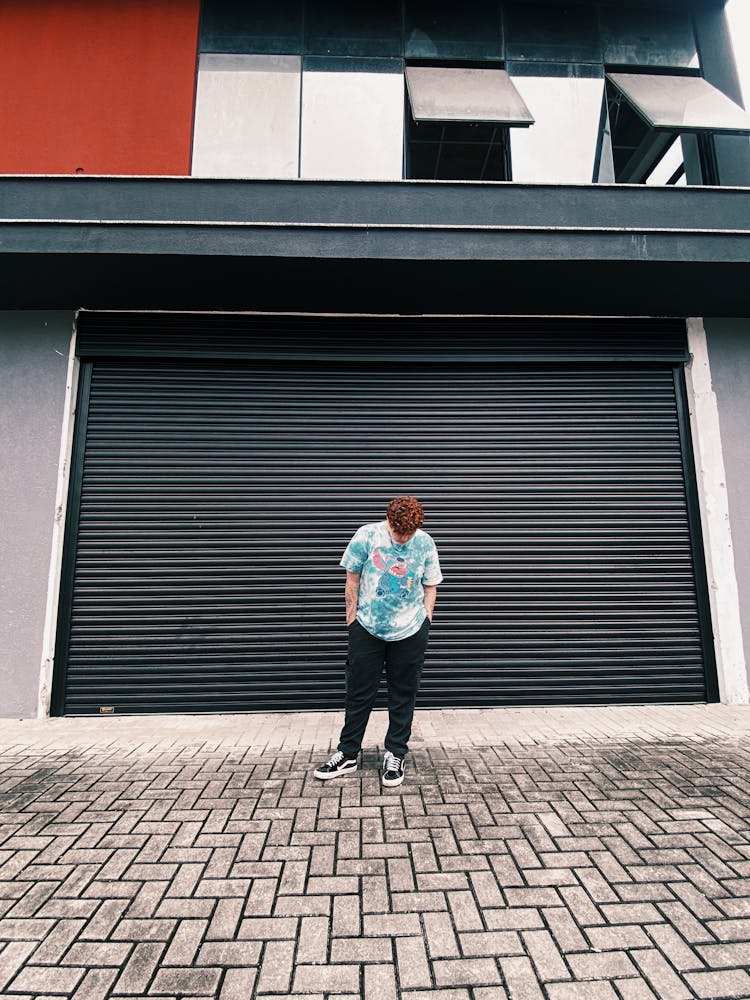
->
xmin=403 ymin=60 xmax=534 ymax=181
xmin=603 ymin=67 xmax=750 ymax=186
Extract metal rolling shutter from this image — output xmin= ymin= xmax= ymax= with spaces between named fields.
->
xmin=53 ymin=316 xmax=715 ymax=714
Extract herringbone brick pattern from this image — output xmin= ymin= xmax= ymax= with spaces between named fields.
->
xmin=1 ymin=732 xmax=750 ymax=998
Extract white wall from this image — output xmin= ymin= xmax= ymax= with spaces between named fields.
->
xmin=510 ymin=77 xmax=605 ymax=184
xmin=701 ymin=317 xmax=750 ymax=697
xmin=300 ymin=70 xmax=404 ymax=180
xmin=192 ymin=56 xmax=405 ymax=182
xmin=192 ymin=55 xmax=302 ymax=179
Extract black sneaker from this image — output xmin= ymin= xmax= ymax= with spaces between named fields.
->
xmin=314 ymin=750 xmax=358 ymax=780
xmin=382 ymin=751 xmax=404 ymax=787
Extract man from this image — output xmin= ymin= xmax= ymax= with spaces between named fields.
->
xmin=314 ymin=496 xmax=443 ymax=787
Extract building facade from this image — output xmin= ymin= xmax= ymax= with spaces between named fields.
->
xmin=2 ymin=0 xmax=750 ymax=717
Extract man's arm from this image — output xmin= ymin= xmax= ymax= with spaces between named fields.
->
xmin=345 ymin=571 xmax=360 ymax=625
xmin=423 ymin=584 xmax=437 ymax=622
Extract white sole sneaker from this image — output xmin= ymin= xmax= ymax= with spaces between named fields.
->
xmin=381 ymin=770 xmax=404 ymax=788
xmin=313 ymin=761 xmax=358 ymax=780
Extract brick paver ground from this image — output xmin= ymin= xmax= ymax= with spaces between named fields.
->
xmin=0 ymin=705 xmax=750 ymax=999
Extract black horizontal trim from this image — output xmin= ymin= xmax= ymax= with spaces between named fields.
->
xmin=3 ymin=255 xmax=748 ymax=316
xmin=303 ymin=55 xmax=402 ymax=73
xmin=76 ymin=314 xmax=687 ymax=362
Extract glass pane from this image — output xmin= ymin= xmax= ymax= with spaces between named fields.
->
xmin=192 ymin=55 xmax=301 ymax=179
xmin=510 ymin=76 xmax=605 ymax=182
xmin=506 ymin=61 xmax=603 ymax=79
xmin=300 ymin=69 xmax=404 ymax=180
xmin=199 ymin=0 xmax=303 ymax=55
xmin=443 ymin=122 xmax=498 ymax=143
xmin=600 ymin=5 xmax=698 ymax=70
xmin=607 ymin=73 xmax=750 ymax=133
xmin=607 ymin=81 xmax=654 ymax=180
xmin=435 ymin=140 xmax=506 ymax=180
xmin=645 ymin=137 xmax=685 ymax=185
xmin=305 ymin=0 xmax=402 ymax=57
xmin=407 ymin=122 xmax=508 ymax=180
xmin=405 ymin=0 xmax=502 ymax=61
xmin=407 ymin=120 xmax=444 ymax=143
xmin=408 ymin=141 xmax=438 ymax=179
xmin=505 ymin=2 xmax=600 ymax=65
xmin=406 ymin=66 xmax=534 ymax=125
xmin=303 ymin=56 xmax=403 ymax=75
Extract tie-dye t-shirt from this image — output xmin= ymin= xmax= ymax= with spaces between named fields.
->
xmin=340 ymin=521 xmax=443 ymax=641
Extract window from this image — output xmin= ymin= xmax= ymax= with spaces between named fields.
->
xmin=605 ymin=72 xmax=750 ymax=184
xmin=404 ymin=64 xmax=533 ymax=180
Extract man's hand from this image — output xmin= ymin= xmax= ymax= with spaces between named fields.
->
xmin=423 ymin=584 xmax=437 ymax=622
xmin=345 ymin=571 xmax=360 ymax=625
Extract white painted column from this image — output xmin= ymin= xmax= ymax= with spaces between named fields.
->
xmin=38 ymin=322 xmax=79 ymax=717
xmin=684 ymin=317 xmax=748 ymax=703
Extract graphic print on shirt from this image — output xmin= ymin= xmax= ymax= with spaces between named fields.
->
xmin=372 ymin=549 xmax=414 ymax=600
xmin=340 ymin=521 xmax=443 ymax=641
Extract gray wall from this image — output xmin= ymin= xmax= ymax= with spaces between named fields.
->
xmin=1 ymin=312 xmax=73 ymax=716
xmin=705 ymin=317 xmax=750 ymax=688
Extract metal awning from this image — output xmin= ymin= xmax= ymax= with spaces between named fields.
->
xmin=607 ymin=72 xmax=750 ymax=134
xmin=405 ymin=65 xmax=534 ymax=126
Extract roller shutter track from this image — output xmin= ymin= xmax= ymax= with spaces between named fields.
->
xmin=54 ymin=328 xmax=714 ymax=714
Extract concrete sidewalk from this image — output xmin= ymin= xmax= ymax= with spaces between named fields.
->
xmin=0 ymin=705 xmax=750 ymax=999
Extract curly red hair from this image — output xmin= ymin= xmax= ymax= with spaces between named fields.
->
xmin=386 ymin=496 xmax=425 ymax=534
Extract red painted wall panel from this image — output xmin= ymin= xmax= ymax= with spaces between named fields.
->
xmin=0 ymin=0 xmax=200 ymax=175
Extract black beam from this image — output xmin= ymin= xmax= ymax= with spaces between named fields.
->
xmin=3 ymin=254 xmax=750 ymax=317
xmin=2 ymin=177 xmax=749 ymax=315
xmin=2 ymin=176 xmax=748 ymax=234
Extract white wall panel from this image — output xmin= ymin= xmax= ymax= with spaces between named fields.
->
xmin=300 ymin=71 xmax=404 ymax=180
xmin=509 ymin=77 xmax=604 ymax=184
xmin=192 ymin=54 xmax=301 ymax=179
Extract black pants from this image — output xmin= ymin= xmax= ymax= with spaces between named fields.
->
xmin=338 ymin=618 xmax=430 ymax=760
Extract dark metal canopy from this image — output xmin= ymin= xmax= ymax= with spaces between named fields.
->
xmin=406 ymin=65 xmax=533 ymax=126
xmin=1 ymin=175 xmax=749 ymax=316
xmin=607 ymin=73 xmax=750 ymax=134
